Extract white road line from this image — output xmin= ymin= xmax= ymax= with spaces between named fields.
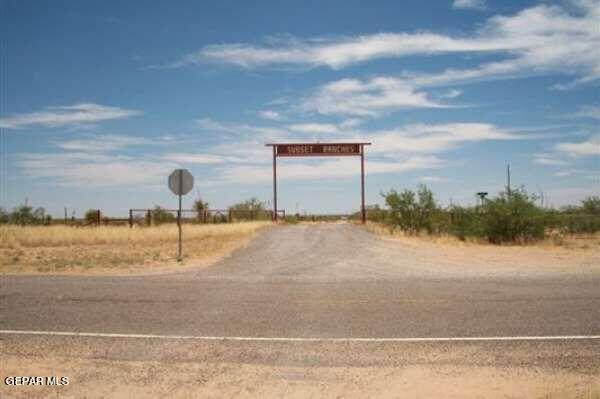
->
xmin=1 ymin=330 xmax=599 ymax=342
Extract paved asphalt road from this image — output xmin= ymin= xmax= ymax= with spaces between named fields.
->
xmin=1 ymin=223 xmax=599 ymax=339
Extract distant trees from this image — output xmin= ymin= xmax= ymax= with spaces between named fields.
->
xmin=379 ymin=185 xmax=599 ymax=243
xmin=0 ymin=207 xmax=9 ymax=224
xmin=193 ymin=197 xmax=209 ymax=221
xmin=149 ymin=206 xmax=176 ymax=224
xmin=228 ymin=197 xmax=265 ymax=213
xmin=228 ymin=197 xmax=269 ymax=221
xmin=84 ymin=209 xmax=100 ymax=224
xmin=581 ymin=196 xmax=600 ymax=215
xmin=1 ymin=204 xmax=51 ymax=225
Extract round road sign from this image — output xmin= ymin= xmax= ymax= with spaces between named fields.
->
xmin=168 ymin=169 xmax=194 ymax=196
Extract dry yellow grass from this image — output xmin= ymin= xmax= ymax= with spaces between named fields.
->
xmin=0 ymin=222 xmax=270 ymax=274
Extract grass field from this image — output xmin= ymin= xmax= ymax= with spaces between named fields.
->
xmin=0 ymin=222 xmax=270 ymax=274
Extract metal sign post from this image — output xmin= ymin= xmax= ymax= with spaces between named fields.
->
xmin=265 ymin=142 xmax=371 ymax=224
xmin=168 ymin=169 xmax=194 ymax=261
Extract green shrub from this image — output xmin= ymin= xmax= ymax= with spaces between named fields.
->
xmin=0 ymin=207 xmax=9 ymax=224
xmin=84 ymin=209 xmax=100 ymax=224
xmin=150 ymin=206 xmax=176 ymax=224
xmin=229 ymin=197 xmax=270 ymax=221
xmin=366 ymin=205 xmax=387 ymax=223
xmin=478 ymin=188 xmax=546 ymax=243
xmin=447 ymin=206 xmax=483 ymax=240
xmin=382 ymin=185 xmax=440 ymax=234
xmin=9 ymin=205 xmax=48 ymax=225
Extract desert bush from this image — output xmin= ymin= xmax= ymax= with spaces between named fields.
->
xmin=150 ymin=206 xmax=176 ymax=225
xmin=554 ymin=196 xmax=600 ymax=234
xmin=478 ymin=188 xmax=546 ymax=243
xmin=193 ymin=197 xmax=209 ymax=221
xmin=0 ymin=207 xmax=8 ymax=224
xmin=84 ymin=209 xmax=100 ymax=224
xmin=366 ymin=205 xmax=387 ymax=223
xmin=9 ymin=205 xmax=49 ymax=225
xmin=581 ymin=196 xmax=600 ymax=215
xmin=382 ymin=185 xmax=441 ymax=234
xmin=381 ymin=185 xmax=560 ymax=243
xmin=229 ymin=197 xmax=270 ymax=221
xmin=446 ymin=206 xmax=483 ymax=240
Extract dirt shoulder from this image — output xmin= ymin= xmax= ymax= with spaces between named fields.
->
xmin=2 ymin=336 xmax=598 ymax=399
xmin=363 ymin=223 xmax=600 ymax=278
xmin=0 ymin=222 xmax=271 ymax=276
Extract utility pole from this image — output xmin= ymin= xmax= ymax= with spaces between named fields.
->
xmin=506 ymin=163 xmax=511 ymax=197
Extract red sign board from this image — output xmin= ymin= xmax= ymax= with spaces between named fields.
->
xmin=275 ymin=143 xmax=362 ymax=157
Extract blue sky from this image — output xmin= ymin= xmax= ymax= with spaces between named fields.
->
xmin=1 ymin=0 xmax=598 ymax=216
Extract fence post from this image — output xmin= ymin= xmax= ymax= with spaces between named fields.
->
xmin=129 ymin=209 xmax=133 ymax=228
xmin=147 ymin=210 xmax=151 ymax=226
xmin=97 ymin=209 xmax=101 ymax=226
xmin=203 ymin=210 xmax=207 ymax=223
xmin=228 ymin=210 xmax=232 ymax=223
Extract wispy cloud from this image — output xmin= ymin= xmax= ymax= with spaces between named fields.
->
xmin=0 ymin=103 xmax=141 ymax=129
xmin=258 ymin=110 xmax=284 ymax=121
xmin=439 ymin=89 xmax=463 ymax=99
xmin=365 ymin=123 xmax=522 ymax=155
xmin=301 ymin=77 xmax=445 ymax=117
xmin=16 ymin=152 xmax=174 ymax=187
xmin=288 ymin=123 xmax=342 ymax=134
xmin=54 ymin=134 xmax=151 ymax=152
xmin=418 ymin=176 xmax=449 ymax=182
xmin=570 ymin=104 xmax=600 ymax=120
xmin=533 ymin=157 xmax=571 ymax=166
xmin=166 ymin=2 xmax=599 ymax=89
xmin=214 ymin=155 xmax=446 ymax=185
xmin=555 ymin=134 xmax=600 ymax=157
xmin=196 ymin=117 xmax=288 ymax=141
xmin=453 ymin=0 xmax=486 ymax=10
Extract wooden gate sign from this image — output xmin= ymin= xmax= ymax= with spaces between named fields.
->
xmin=266 ymin=142 xmax=371 ymax=224
xmin=276 ymin=143 xmax=361 ymax=157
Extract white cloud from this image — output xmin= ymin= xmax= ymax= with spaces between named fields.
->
xmin=533 ymin=157 xmax=571 ymax=166
xmin=177 ymin=32 xmax=512 ymax=70
xmin=169 ymin=2 xmax=599 ymax=89
xmin=215 ymin=155 xmax=445 ymax=185
xmin=302 ymin=77 xmax=444 ymax=117
xmin=0 ymin=103 xmax=141 ymax=129
xmin=288 ymin=123 xmax=342 ymax=134
xmin=553 ymin=169 xmax=598 ymax=178
xmin=439 ymin=89 xmax=463 ymax=99
xmin=419 ymin=176 xmax=449 ymax=182
xmin=366 ymin=123 xmax=521 ymax=154
xmin=571 ymin=104 xmax=600 ymax=119
xmin=194 ymin=120 xmax=525 ymax=185
xmin=555 ymin=134 xmax=600 ymax=157
xmin=453 ymin=0 xmax=486 ymax=10
xmin=161 ymin=153 xmax=228 ymax=164
xmin=196 ymin=117 xmax=288 ymax=141
xmin=258 ymin=110 xmax=283 ymax=121
xmin=16 ymin=152 xmax=174 ymax=187
xmin=340 ymin=118 xmax=364 ymax=128
xmin=54 ymin=134 xmax=150 ymax=152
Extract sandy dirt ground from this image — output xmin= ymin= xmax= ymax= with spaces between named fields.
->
xmin=363 ymin=224 xmax=600 ymax=278
xmin=1 ymin=337 xmax=599 ymax=399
